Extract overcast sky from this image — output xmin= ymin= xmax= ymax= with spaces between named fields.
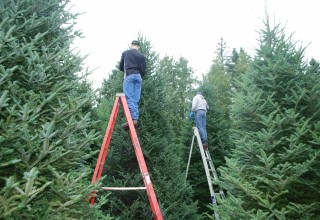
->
xmin=68 ymin=0 xmax=320 ymax=88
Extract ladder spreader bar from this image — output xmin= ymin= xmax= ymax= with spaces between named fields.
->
xmin=102 ymin=187 xmax=147 ymax=191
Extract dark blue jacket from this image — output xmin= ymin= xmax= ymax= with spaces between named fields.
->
xmin=119 ymin=49 xmax=146 ymax=77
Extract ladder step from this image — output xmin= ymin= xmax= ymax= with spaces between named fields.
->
xmin=102 ymin=186 xmax=147 ymax=191
xmin=208 ymin=169 xmax=217 ymax=173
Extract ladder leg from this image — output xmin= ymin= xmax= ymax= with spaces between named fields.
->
xmin=186 ymin=135 xmax=196 ymax=180
xmin=90 ymin=97 xmax=120 ymax=204
xmin=193 ymin=127 xmax=220 ymax=220
xmin=205 ymin=150 xmax=225 ymax=200
xmin=120 ymin=96 xmax=163 ymax=220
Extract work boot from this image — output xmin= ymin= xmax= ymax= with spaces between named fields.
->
xmin=121 ymin=122 xmax=129 ymax=129
xmin=121 ymin=120 xmax=138 ymax=130
xmin=202 ymin=143 xmax=209 ymax=151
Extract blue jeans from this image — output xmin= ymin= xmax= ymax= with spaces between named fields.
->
xmin=123 ymin=74 xmax=142 ymax=120
xmin=195 ymin=110 xmax=208 ymax=144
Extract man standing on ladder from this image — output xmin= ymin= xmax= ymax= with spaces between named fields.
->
xmin=191 ymin=91 xmax=209 ymax=150
xmin=119 ymin=40 xmax=147 ymax=129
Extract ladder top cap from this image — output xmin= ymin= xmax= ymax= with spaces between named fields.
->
xmin=116 ymin=93 xmax=125 ymax=97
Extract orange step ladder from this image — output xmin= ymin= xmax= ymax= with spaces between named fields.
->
xmin=89 ymin=93 xmax=163 ymax=220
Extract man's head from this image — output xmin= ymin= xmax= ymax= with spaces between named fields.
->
xmin=131 ymin=40 xmax=140 ymax=49
xmin=196 ymin=91 xmax=203 ymax=96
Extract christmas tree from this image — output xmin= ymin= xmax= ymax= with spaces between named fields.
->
xmin=0 ymin=1 xmax=111 ymax=219
xmin=215 ymin=16 xmax=320 ymax=219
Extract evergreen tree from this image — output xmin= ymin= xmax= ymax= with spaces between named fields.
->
xmin=215 ymin=16 xmax=320 ymax=219
xmin=228 ymin=48 xmax=251 ymax=90
xmin=0 ymin=1 xmax=111 ymax=219
xmin=157 ymin=55 xmax=196 ymax=139
xmin=95 ymin=36 xmax=199 ymax=219
xmin=215 ymin=37 xmax=228 ymax=65
xmin=185 ymin=44 xmax=233 ymax=216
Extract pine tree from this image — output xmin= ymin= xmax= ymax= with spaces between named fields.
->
xmin=0 ymin=1 xmax=111 ymax=219
xmin=95 ymin=36 xmax=199 ymax=219
xmin=215 ymin=16 xmax=320 ymax=219
xmin=157 ymin=55 xmax=196 ymax=140
xmin=228 ymin=48 xmax=251 ymax=90
xmin=215 ymin=38 xmax=228 ymax=65
xmin=184 ymin=43 xmax=233 ymax=215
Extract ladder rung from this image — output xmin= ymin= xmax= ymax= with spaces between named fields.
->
xmin=102 ymin=187 xmax=147 ymax=191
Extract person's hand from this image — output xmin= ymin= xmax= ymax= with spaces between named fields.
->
xmin=189 ymin=112 xmax=195 ymax=121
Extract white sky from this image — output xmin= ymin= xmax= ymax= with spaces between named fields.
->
xmin=68 ymin=0 xmax=320 ymax=88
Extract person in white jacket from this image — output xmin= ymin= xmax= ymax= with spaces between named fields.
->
xmin=192 ymin=92 xmax=209 ymax=150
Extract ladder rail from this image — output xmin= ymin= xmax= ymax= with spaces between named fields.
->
xmin=120 ymin=94 xmax=163 ymax=219
xmin=185 ymin=134 xmax=196 ymax=179
xmin=205 ymin=150 xmax=226 ymax=200
xmin=90 ymin=96 xmax=120 ymax=204
xmin=95 ymin=100 xmax=120 ymax=182
xmin=193 ymin=128 xmax=220 ymax=220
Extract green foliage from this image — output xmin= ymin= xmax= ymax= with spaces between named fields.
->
xmin=0 ymin=0 xmax=111 ymax=219
xmin=229 ymin=48 xmax=251 ymax=90
xmin=186 ymin=39 xmax=242 ymax=215
xmin=140 ymin=61 xmax=199 ymax=219
xmin=95 ymin=36 xmax=199 ymax=219
xmin=3 ymin=1 xmax=319 ymax=218
xmin=216 ymin=16 xmax=320 ymax=219
xmin=157 ymin=55 xmax=196 ymax=140
xmin=99 ymin=69 xmax=123 ymax=101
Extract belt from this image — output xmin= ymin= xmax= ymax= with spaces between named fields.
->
xmin=126 ymin=72 xmax=140 ymax=76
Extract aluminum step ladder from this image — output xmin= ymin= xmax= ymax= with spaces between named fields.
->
xmin=89 ymin=93 xmax=163 ymax=220
xmin=186 ymin=127 xmax=225 ymax=220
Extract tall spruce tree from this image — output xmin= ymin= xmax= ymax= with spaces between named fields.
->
xmin=228 ymin=48 xmax=251 ymax=90
xmin=0 ymin=1 xmax=111 ymax=219
xmin=95 ymin=36 xmax=199 ymax=219
xmin=214 ymin=16 xmax=320 ymax=219
xmin=157 ymin=55 xmax=196 ymax=140
xmin=184 ymin=42 xmax=233 ymax=216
